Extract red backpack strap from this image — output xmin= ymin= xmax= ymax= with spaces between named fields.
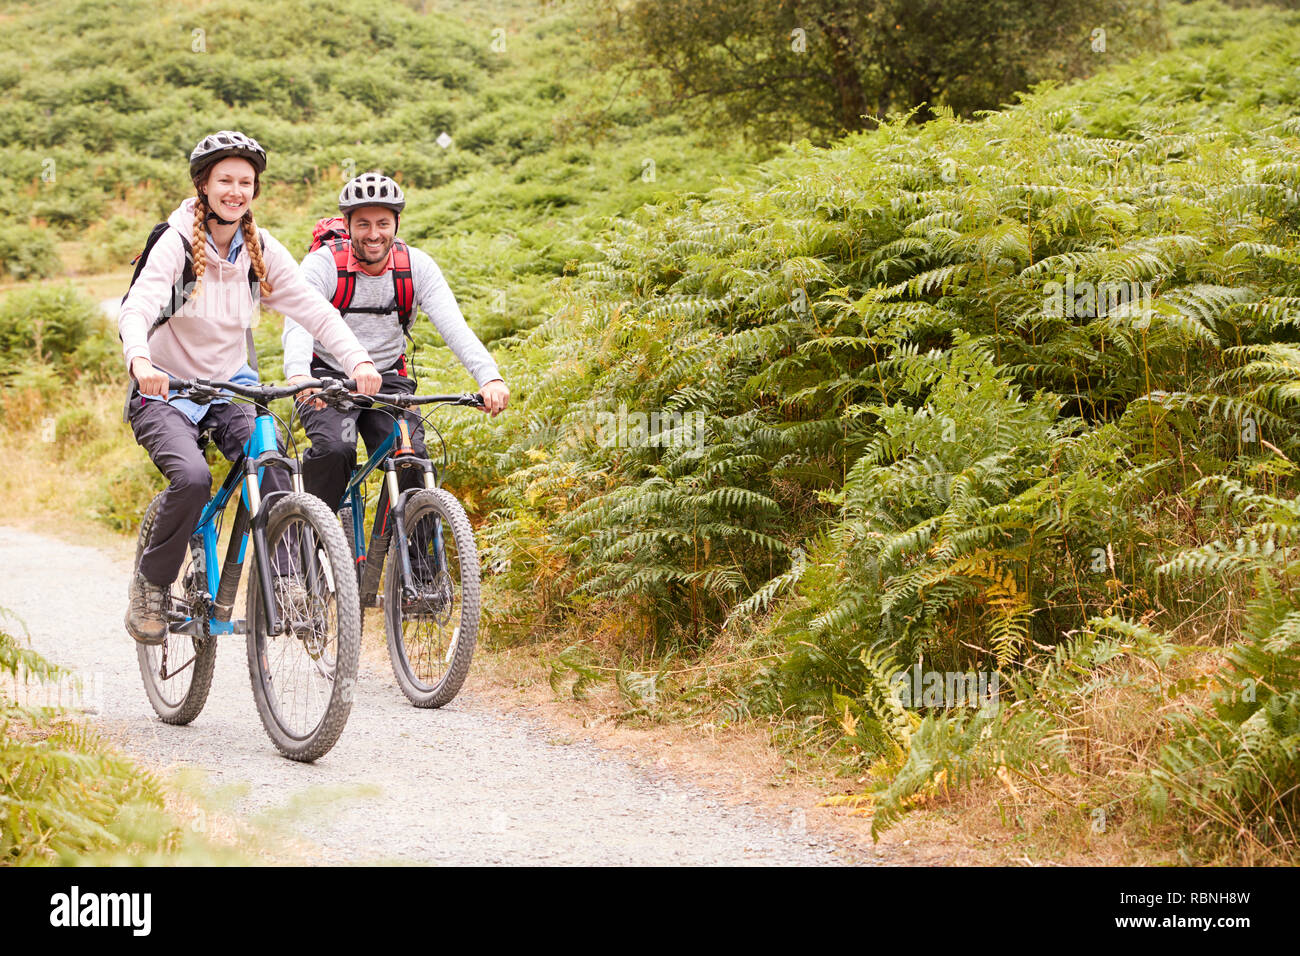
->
xmin=390 ymin=240 xmax=415 ymax=335
xmin=326 ymin=237 xmax=355 ymax=312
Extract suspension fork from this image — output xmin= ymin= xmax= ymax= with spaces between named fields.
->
xmin=422 ymin=463 xmax=446 ymax=575
xmin=245 ymin=456 xmax=282 ymax=636
xmin=386 ymin=461 xmax=418 ymax=602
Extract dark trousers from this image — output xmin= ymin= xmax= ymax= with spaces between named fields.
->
xmin=299 ymin=359 xmax=429 ymax=512
xmin=129 ymin=396 xmax=290 ymax=586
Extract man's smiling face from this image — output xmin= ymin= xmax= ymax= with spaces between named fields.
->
xmin=349 ymin=206 xmax=397 ymax=268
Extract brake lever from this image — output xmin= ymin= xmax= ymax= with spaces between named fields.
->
xmin=313 ymin=380 xmax=356 ymax=411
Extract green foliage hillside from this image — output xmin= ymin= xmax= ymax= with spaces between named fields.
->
xmin=0 ymin=609 xmax=245 ymax=863
xmin=0 ymin=0 xmax=762 ymax=522
xmin=0 ymin=0 xmax=758 ymax=343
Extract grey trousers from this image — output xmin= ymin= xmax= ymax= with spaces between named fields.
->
xmin=128 ymin=396 xmax=290 ymax=586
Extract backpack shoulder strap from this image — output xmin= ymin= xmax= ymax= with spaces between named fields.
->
xmin=326 ymin=238 xmax=355 ymax=312
xmin=390 ymin=240 xmax=415 ymax=336
xmin=127 ymin=228 xmax=194 ymax=337
xmin=122 ymin=222 xmax=173 ymax=304
xmin=121 ymin=226 xmax=192 ymax=422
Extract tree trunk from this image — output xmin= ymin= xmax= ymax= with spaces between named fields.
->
xmin=815 ymin=15 xmax=870 ymax=132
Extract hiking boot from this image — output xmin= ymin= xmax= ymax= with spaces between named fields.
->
xmin=126 ymin=571 xmax=170 ymax=645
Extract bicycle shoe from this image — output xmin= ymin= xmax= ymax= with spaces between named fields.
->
xmin=126 ymin=571 xmax=170 ymax=645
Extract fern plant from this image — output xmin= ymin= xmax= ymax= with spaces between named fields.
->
xmin=0 ymin=609 xmax=168 ymax=864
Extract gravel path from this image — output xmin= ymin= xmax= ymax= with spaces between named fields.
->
xmin=0 ymin=525 xmax=855 ymax=865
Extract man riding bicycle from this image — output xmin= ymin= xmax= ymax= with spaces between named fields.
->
xmin=284 ymin=172 xmax=509 ymax=513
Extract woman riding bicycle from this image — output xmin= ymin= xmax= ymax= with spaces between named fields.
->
xmin=119 ymin=130 xmax=383 ymax=644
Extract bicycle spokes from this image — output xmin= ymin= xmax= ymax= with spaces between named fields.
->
xmin=257 ymin=514 xmax=341 ymax=739
xmin=398 ymin=508 xmax=461 ymax=683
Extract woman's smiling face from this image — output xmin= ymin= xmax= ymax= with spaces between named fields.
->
xmin=202 ymin=157 xmax=257 ymax=219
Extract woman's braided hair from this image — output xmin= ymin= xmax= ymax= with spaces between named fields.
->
xmin=189 ymin=161 xmax=274 ymax=300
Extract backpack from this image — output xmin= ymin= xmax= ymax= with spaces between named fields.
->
xmin=308 ymin=216 xmax=416 ymax=337
xmin=119 ymin=221 xmax=262 ymax=420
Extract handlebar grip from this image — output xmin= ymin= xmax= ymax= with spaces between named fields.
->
xmin=311 ymin=377 xmax=357 ymax=390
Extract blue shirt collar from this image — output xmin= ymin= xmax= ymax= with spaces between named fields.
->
xmin=206 ymin=225 xmax=245 ymax=264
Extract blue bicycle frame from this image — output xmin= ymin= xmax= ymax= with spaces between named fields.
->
xmin=177 ymin=403 xmax=305 ymax=639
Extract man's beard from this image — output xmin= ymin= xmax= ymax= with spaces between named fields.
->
xmin=353 ymin=236 xmax=393 ymax=264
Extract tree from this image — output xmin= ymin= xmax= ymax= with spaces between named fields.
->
xmin=586 ymin=0 xmax=1166 ymax=144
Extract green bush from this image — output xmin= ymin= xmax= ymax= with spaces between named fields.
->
xmin=466 ymin=4 xmax=1300 ymax=854
xmin=0 ymin=225 xmax=61 ymax=280
xmin=0 ymin=362 xmax=62 ymax=415
xmin=31 ymin=188 xmax=106 ymax=236
xmin=81 ymin=214 xmax=149 ymax=274
xmin=0 ymin=284 xmax=106 ymax=369
xmin=90 ymin=458 xmax=164 ymax=533
xmin=54 ymin=406 xmax=102 ymax=445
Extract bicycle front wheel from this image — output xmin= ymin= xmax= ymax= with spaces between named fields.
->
xmin=384 ymin=488 xmax=480 ymax=708
xmin=246 ymin=492 xmax=361 ymax=762
xmin=134 ymin=493 xmax=217 ymax=726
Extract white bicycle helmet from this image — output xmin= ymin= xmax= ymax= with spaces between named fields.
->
xmin=339 ymin=172 xmax=406 ymax=215
xmin=189 ymin=130 xmax=267 ymax=177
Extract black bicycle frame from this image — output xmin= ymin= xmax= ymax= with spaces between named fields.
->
xmin=344 ymin=425 xmax=440 ymax=607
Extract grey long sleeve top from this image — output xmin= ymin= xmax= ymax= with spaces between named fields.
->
xmin=283 ymin=243 xmax=502 ymax=386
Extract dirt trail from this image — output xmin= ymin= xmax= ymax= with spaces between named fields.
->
xmin=0 ymin=524 xmax=862 ymax=865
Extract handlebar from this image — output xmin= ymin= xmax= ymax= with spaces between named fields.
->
xmin=159 ymin=376 xmax=484 ymax=410
xmin=305 ymin=377 xmax=485 ymax=410
xmin=165 ymin=377 xmax=323 ymax=405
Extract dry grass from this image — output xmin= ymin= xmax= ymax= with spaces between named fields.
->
xmin=0 ymin=381 xmax=153 ymax=543
xmin=465 ymin=593 xmax=1300 ymax=866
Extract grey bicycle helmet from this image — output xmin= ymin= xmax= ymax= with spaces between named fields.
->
xmin=339 ymin=172 xmax=406 ymax=215
xmin=189 ymin=130 xmax=267 ymax=177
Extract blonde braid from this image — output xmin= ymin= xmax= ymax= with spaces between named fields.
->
xmin=241 ymin=212 xmax=274 ymax=297
xmin=190 ymin=198 xmax=208 ymax=299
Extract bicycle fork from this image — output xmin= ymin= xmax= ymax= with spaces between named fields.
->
xmin=211 ymin=457 xmax=297 ymax=635
xmin=364 ymin=458 xmax=443 ymax=605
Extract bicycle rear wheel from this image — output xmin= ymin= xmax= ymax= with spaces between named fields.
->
xmin=246 ymin=492 xmax=361 ymax=762
xmin=384 ymin=488 xmax=480 ymax=708
xmin=134 ymin=493 xmax=217 ymax=726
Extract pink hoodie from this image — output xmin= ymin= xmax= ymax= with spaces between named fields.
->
xmin=119 ymin=198 xmax=371 ymax=380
